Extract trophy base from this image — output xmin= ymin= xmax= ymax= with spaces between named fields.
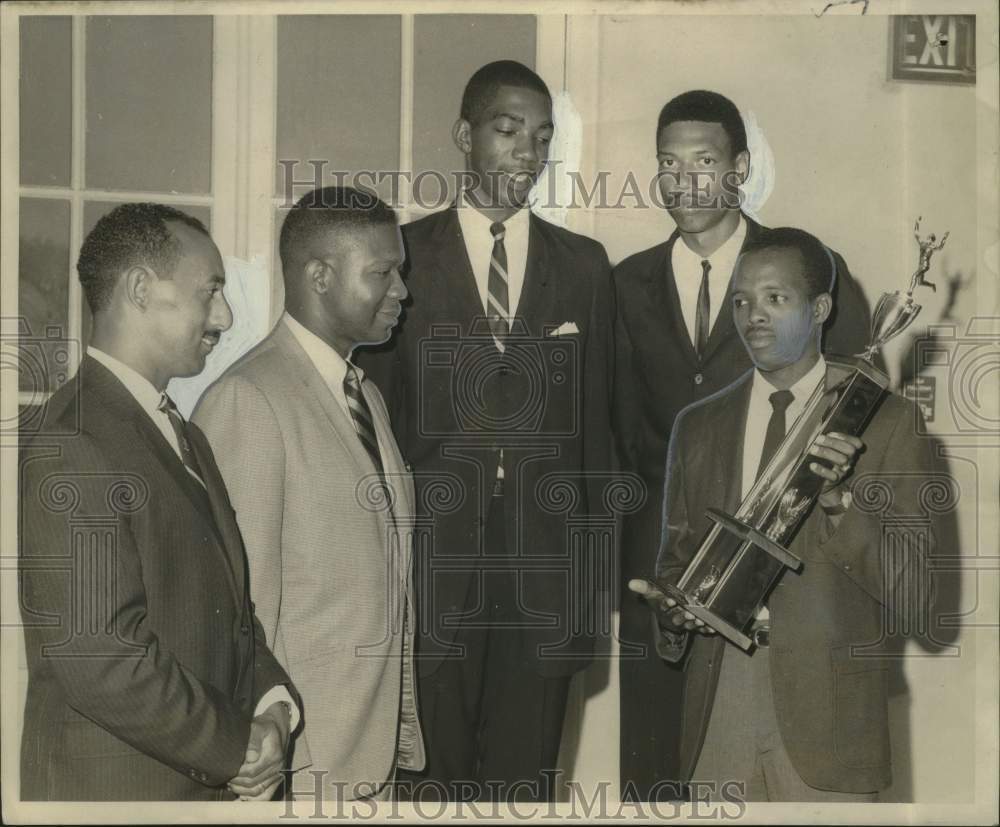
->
xmin=660 ymin=582 xmax=755 ymax=650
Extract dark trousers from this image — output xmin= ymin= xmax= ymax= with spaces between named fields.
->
xmin=399 ymin=493 xmax=571 ymax=802
xmin=617 ymin=501 xmax=687 ymax=802
xmin=618 ymin=588 xmax=687 ymax=801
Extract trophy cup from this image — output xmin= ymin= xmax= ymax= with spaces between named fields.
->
xmin=662 ymin=218 xmax=948 ymax=650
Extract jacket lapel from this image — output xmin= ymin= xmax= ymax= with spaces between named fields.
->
xmin=272 ymin=322 xmax=395 ymax=531
xmin=188 ymin=430 xmax=244 ymax=604
xmin=83 ymin=357 xmax=241 ymax=602
xmin=658 ymin=232 xmax=700 ymax=367
xmin=701 ymin=372 xmax=753 ymax=513
xmin=516 ymin=214 xmax=557 ymax=335
xmin=427 ymin=206 xmax=487 ymax=331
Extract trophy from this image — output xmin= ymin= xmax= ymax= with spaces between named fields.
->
xmin=662 ymin=218 xmax=948 ymax=650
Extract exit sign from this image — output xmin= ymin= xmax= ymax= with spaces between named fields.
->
xmin=891 ymin=15 xmax=976 ymax=85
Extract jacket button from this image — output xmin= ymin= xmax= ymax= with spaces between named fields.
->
xmin=240 ymin=625 xmax=249 ymax=635
xmin=694 ymin=373 xmax=704 ymax=385
xmin=843 ymin=564 xmax=852 ymax=571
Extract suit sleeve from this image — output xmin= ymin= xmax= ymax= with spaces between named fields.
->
xmin=19 ymin=435 xmax=251 ymax=786
xmin=193 ymin=378 xmax=287 ymax=668
xmin=817 ymin=398 xmax=937 ymax=627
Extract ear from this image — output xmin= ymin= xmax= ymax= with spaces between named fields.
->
xmin=305 ymin=258 xmax=331 ymax=295
xmin=453 ymin=118 xmax=472 ymax=155
xmin=812 ymin=292 xmax=833 ymax=326
xmin=123 ymin=265 xmax=156 ymax=311
xmin=734 ymin=150 xmax=751 ymax=183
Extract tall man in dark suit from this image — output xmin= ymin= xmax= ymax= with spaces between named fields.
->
xmin=359 ymin=60 xmax=613 ymax=802
xmin=19 ymin=204 xmax=297 ymax=801
xmin=612 ymin=90 xmax=875 ymax=799
xmin=630 ymin=228 xmax=938 ymax=800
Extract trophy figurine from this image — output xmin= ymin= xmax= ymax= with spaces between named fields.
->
xmin=662 ymin=220 xmax=948 ymax=650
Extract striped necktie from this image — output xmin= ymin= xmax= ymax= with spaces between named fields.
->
xmin=157 ymin=393 xmax=206 ymax=486
xmin=487 ymin=221 xmax=509 ymax=350
xmin=343 ymin=365 xmax=386 ymax=479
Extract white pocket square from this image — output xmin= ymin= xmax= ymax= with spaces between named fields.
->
xmin=548 ymin=322 xmax=579 ymax=337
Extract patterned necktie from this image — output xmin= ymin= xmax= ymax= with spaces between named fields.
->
xmin=756 ymin=389 xmax=795 ymax=480
xmin=487 ymin=221 xmax=510 ymax=350
xmin=343 ymin=365 xmax=386 ymax=479
xmin=695 ymin=258 xmax=711 ymax=358
xmin=157 ymin=393 xmax=206 ymax=486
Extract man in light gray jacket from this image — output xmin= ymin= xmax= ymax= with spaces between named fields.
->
xmin=194 ymin=186 xmax=423 ymax=801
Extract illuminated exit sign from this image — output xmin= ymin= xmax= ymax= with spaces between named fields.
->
xmin=891 ymin=15 xmax=976 ymax=85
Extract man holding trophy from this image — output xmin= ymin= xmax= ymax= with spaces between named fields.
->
xmin=630 ymin=227 xmax=944 ymax=802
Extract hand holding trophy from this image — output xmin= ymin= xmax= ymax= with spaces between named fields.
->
xmin=652 ymin=221 xmax=948 ymax=651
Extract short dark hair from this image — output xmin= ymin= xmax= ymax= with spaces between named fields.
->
xmin=279 ymin=186 xmax=398 ymax=278
xmin=656 ymin=90 xmax=748 ymax=157
xmin=460 ymin=60 xmax=551 ymax=126
xmin=76 ymin=203 xmax=210 ymax=312
xmin=739 ymin=227 xmax=837 ymax=299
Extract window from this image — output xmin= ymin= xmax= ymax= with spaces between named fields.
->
xmin=16 ymin=15 xmax=214 ymax=401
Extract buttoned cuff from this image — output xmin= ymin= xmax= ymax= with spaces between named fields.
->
xmin=255 ymin=685 xmax=301 ymax=733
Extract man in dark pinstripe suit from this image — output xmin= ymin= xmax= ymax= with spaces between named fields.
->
xmin=18 ymin=204 xmax=297 ymax=801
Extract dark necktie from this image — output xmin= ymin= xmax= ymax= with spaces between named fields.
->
xmin=344 ymin=365 xmax=386 ymax=478
xmin=157 ymin=393 xmax=206 ymax=486
xmin=695 ymin=258 xmax=711 ymax=358
xmin=487 ymin=221 xmax=510 ymax=349
xmin=756 ymin=389 xmax=795 ymax=480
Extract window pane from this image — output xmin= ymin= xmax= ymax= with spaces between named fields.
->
xmin=412 ymin=14 xmax=536 ymax=204
xmin=85 ymin=16 xmax=212 ymax=193
xmin=83 ymin=201 xmax=211 ymax=239
xmin=19 ymin=198 xmax=71 ymax=393
xmin=20 ymin=17 xmax=73 ymax=187
xmin=276 ymin=15 xmax=401 ymax=202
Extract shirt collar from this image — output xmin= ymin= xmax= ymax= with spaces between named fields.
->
xmin=87 ymin=345 xmax=166 ymax=418
xmin=751 ymin=354 xmax=827 ymax=409
xmin=283 ymin=312 xmax=362 ymax=387
xmin=674 ymin=214 xmax=747 ymax=269
xmin=457 ymin=191 xmax=530 ymax=237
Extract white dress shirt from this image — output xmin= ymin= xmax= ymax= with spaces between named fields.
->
xmin=672 ymin=215 xmax=747 ymax=347
xmin=740 ymin=356 xmax=826 ymax=625
xmin=457 ymin=192 xmax=530 ymax=324
xmin=86 ymin=345 xmax=300 ymax=739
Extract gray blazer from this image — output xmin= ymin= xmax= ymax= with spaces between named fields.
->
xmin=194 ymin=320 xmax=424 ymax=797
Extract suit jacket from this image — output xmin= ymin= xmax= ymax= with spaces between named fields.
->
xmin=612 ymin=216 xmax=875 ymax=585
xmin=359 ymin=206 xmax=614 ymax=678
xmin=654 ymin=369 xmax=939 ymax=794
xmin=18 ymin=356 xmax=291 ymax=801
xmin=193 ymin=320 xmax=425 ymax=795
